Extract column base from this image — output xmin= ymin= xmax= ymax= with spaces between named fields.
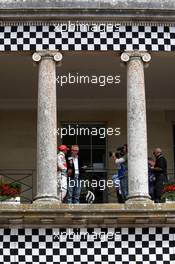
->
xmin=126 ymin=195 xmax=153 ymax=204
xmin=125 ymin=195 xmax=155 ymax=209
xmin=33 ymin=195 xmax=60 ymax=204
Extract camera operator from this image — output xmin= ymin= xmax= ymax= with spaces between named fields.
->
xmin=111 ymin=144 xmax=128 ymax=202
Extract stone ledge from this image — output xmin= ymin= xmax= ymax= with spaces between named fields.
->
xmin=0 ymin=0 xmax=175 ymax=24
xmin=0 ymin=10 xmax=175 ymax=24
xmin=0 ymin=203 xmax=175 ymax=228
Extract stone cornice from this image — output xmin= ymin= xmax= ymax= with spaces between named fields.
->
xmin=0 ymin=203 xmax=175 ymax=228
xmin=1 ymin=0 xmax=175 ymax=10
xmin=0 ymin=1 xmax=175 ymax=24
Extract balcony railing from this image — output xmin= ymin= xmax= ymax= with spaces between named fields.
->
xmin=0 ymin=169 xmax=35 ymax=203
xmin=0 ymin=168 xmax=174 ymax=204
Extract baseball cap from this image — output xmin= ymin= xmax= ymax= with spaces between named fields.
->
xmin=58 ymin=145 xmax=69 ymax=151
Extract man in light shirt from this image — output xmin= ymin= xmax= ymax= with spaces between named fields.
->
xmin=66 ymin=145 xmax=85 ymax=204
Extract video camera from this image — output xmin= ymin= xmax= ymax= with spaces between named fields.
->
xmin=109 ymin=146 xmax=125 ymax=159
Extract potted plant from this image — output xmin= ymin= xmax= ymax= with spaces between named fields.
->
xmin=160 ymin=181 xmax=175 ymax=202
xmin=0 ymin=176 xmax=21 ymax=202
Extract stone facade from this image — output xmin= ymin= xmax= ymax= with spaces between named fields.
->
xmin=0 ymin=1 xmax=175 ymax=264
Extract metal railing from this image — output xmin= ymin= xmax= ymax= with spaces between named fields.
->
xmin=0 ymin=168 xmax=174 ymax=204
xmin=82 ymin=168 xmax=175 ymax=203
xmin=167 ymin=169 xmax=175 ymax=181
xmin=0 ymin=169 xmax=35 ymax=203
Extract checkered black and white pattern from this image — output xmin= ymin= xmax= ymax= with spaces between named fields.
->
xmin=0 ymin=24 xmax=175 ymax=51
xmin=0 ymin=227 xmax=174 ymax=264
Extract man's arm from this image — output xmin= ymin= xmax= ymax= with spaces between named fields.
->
xmin=57 ymin=154 xmax=66 ymax=171
xmin=112 ymin=152 xmax=125 ymax=165
xmin=79 ymin=157 xmax=86 ymax=173
xmin=114 ymin=157 xmax=126 ymax=165
xmin=66 ymin=156 xmax=73 ymax=176
xmin=152 ymin=157 xmax=167 ymax=172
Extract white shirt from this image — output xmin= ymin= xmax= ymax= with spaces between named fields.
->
xmin=115 ymin=157 xmax=125 ymax=166
xmin=73 ymin=156 xmax=79 ymax=176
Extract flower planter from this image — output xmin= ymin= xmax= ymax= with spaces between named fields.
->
xmin=0 ymin=196 xmax=20 ymax=203
xmin=161 ymin=181 xmax=175 ymax=203
xmin=0 ymin=179 xmax=21 ymax=203
xmin=165 ymin=199 xmax=175 ymax=203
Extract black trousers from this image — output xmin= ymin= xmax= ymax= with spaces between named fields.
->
xmin=154 ymin=173 xmax=167 ymax=202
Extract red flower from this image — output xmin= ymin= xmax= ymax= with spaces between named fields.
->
xmin=0 ymin=183 xmax=20 ymax=197
xmin=164 ymin=185 xmax=175 ymax=193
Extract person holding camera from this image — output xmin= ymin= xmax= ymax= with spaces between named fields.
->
xmin=111 ymin=144 xmax=128 ymax=202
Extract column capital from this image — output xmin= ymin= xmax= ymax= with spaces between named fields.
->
xmin=121 ymin=51 xmax=151 ymax=63
xmin=32 ymin=50 xmax=63 ymax=63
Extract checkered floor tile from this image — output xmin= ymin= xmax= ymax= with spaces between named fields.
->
xmin=0 ymin=227 xmax=174 ymax=263
xmin=0 ymin=24 xmax=174 ymax=51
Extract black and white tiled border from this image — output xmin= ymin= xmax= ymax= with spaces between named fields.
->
xmin=0 ymin=24 xmax=175 ymax=51
xmin=0 ymin=227 xmax=174 ymax=263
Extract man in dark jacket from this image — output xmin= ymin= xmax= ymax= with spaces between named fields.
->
xmin=66 ymin=145 xmax=85 ymax=204
xmin=151 ymin=148 xmax=168 ymax=202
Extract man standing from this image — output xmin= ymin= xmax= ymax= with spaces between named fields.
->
xmin=112 ymin=144 xmax=128 ymax=202
xmin=66 ymin=145 xmax=84 ymax=204
xmin=57 ymin=144 xmax=69 ymax=202
xmin=152 ymin=148 xmax=168 ymax=202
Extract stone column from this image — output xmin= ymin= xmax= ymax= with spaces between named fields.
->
xmin=32 ymin=50 xmax=63 ymax=202
xmin=121 ymin=51 xmax=152 ymax=203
